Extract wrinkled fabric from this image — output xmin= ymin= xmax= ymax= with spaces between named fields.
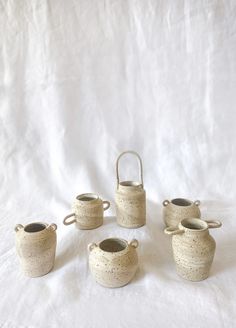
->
xmin=0 ymin=0 xmax=236 ymax=327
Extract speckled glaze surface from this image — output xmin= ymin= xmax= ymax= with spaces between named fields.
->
xmin=162 ymin=198 xmax=201 ymax=227
xmin=115 ymin=151 xmax=146 ymax=228
xmin=164 ymin=218 xmax=222 ymax=281
xmin=15 ymin=222 xmax=57 ymax=277
xmin=88 ymin=238 xmax=139 ymax=288
xmin=63 ymin=193 xmax=110 ymax=230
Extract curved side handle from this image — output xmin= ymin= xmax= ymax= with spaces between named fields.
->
xmin=103 ymin=201 xmax=110 ymax=211
xmin=48 ymin=223 xmax=57 ymax=231
xmin=88 ymin=243 xmax=97 ymax=252
xmin=129 ymin=239 xmax=139 ymax=248
xmin=164 ymin=227 xmax=184 ymax=235
xmin=116 ymin=150 xmax=144 ymax=189
xmin=205 ymin=220 xmax=222 ymax=229
xmin=63 ymin=213 xmax=76 ymax=226
xmin=15 ymin=224 xmax=24 ymax=232
xmin=194 ymin=200 xmax=201 ymax=206
xmin=163 ymin=200 xmax=170 ymax=207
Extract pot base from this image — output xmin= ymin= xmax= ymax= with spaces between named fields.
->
xmin=176 ymin=264 xmax=211 ymax=282
xmin=22 ymin=263 xmax=54 ymax=278
xmin=117 ymin=223 xmax=145 ymax=229
xmin=75 ymin=222 xmax=103 ymax=230
xmin=91 ymin=268 xmax=138 ymax=288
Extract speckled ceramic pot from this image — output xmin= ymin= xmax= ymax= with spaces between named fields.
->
xmin=15 ymin=222 xmax=57 ymax=277
xmin=162 ymin=198 xmax=201 ymax=227
xmin=88 ymin=238 xmax=139 ymax=288
xmin=63 ymin=193 xmax=110 ymax=230
xmin=115 ymin=151 xmax=146 ymax=228
xmin=164 ymin=218 xmax=222 ymax=281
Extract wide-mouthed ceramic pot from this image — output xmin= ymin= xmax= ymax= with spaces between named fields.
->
xmin=63 ymin=193 xmax=110 ymax=230
xmin=164 ymin=218 xmax=222 ymax=281
xmin=88 ymin=238 xmax=139 ymax=288
xmin=162 ymin=198 xmax=201 ymax=227
xmin=15 ymin=222 xmax=57 ymax=277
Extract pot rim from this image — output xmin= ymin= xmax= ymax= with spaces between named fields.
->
xmin=98 ymin=238 xmax=128 ymax=254
xmin=76 ymin=193 xmax=99 ymax=202
xmin=171 ymin=198 xmax=193 ymax=207
xmin=180 ymin=218 xmax=208 ymax=232
xmin=119 ymin=181 xmax=142 ymax=187
xmin=24 ymin=222 xmax=47 ymax=233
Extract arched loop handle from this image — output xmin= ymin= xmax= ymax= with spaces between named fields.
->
xmin=163 ymin=200 xmax=170 ymax=207
xmin=164 ymin=227 xmax=184 ymax=236
xmin=116 ymin=151 xmax=144 ymax=189
xmin=103 ymin=201 xmax=110 ymax=211
xmin=129 ymin=239 xmax=139 ymax=248
xmin=194 ymin=200 xmax=201 ymax=206
xmin=88 ymin=243 xmax=97 ymax=252
xmin=205 ymin=220 xmax=222 ymax=229
xmin=63 ymin=213 xmax=76 ymax=226
xmin=15 ymin=224 xmax=24 ymax=232
xmin=48 ymin=223 xmax=57 ymax=231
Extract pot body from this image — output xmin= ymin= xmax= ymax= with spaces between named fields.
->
xmin=63 ymin=193 xmax=110 ymax=230
xmin=15 ymin=222 xmax=57 ymax=277
xmin=164 ymin=218 xmax=221 ymax=281
xmin=88 ymin=238 xmax=139 ymax=288
xmin=163 ymin=198 xmax=201 ymax=227
xmin=115 ymin=184 xmax=146 ymax=228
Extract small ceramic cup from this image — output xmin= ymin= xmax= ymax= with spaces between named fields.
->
xmin=162 ymin=198 xmax=201 ymax=227
xmin=63 ymin=193 xmax=110 ymax=230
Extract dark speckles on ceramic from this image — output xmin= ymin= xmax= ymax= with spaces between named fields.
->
xmin=15 ymin=222 xmax=57 ymax=278
xmin=164 ymin=218 xmax=222 ymax=281
xmin=88 ymin=238 xmax=139 ymax=288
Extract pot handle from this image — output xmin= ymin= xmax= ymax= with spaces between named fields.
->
xmin=205 ymin=220 xmax=222 ymax=229
xmin=63 ymin=213 xmax=76 ymax=225
xmin=116 ymin=150 xmax=144 ymax=189
xmin=103 ymin=201 xmax=110 ymax=211
xmin=15 ymin=224 xmax=24 ymax=232
xmin=164 ymin=227 xmax=184 ymax=235
xmin=194 ymin=200 xmax=201 ymax=206
xmin=163 ymin=200 xmax=170 ymax=207
xmin=88 ymin=243 xmax=97 ymax=252
xmin=48 ymin=223 xmax=57 ymax=231
xmin=129 ymin=239 xmax=139 ymax=248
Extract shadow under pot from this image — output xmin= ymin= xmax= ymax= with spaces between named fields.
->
xmin=15 ymin=222 xmax=57 ymax=277
xmin=162 ymin=198 xmax=201 ymax=227
xmin=164 ymin=218 xmax=222 ymax=281
xmin=88 ymin=238 xmax=139 ymax=288
xmin=63 ymin=193 xmax=110 ymax=230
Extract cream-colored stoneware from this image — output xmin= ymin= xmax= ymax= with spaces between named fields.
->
xmin=115 ymin=151 xmax=146 ymax=228
xmin=164 ymin=218 xmax=222 ymax=281
xmin=163 ymin=198 xmax=201 ymax=227
xmin=88 ymin=238 xmax=139 ymax=288
xmin=15 ymin=222 xmax=57 ymax=277
xmin=63 ymin=193 xmax=110 ymax=230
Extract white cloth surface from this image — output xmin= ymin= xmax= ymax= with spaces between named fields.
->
xmin=0 ymin=0 xmax=236 ymax=327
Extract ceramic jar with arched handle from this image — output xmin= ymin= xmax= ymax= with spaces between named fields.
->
xmin=15 ymin=222 xmax=57 ymax=277
xmin=162 ymin=198 xmax=201 ymax=227
xmin=88 ymin=238 xmax=139 ymax=288
xmin=115 ymin=151 xmax=146 ymax=228
xmin=164 ymin=218 xmax=222 ymax=281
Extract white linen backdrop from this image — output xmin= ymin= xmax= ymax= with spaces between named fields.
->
xmin=0 ymin=0 xmax=236 ymax=327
